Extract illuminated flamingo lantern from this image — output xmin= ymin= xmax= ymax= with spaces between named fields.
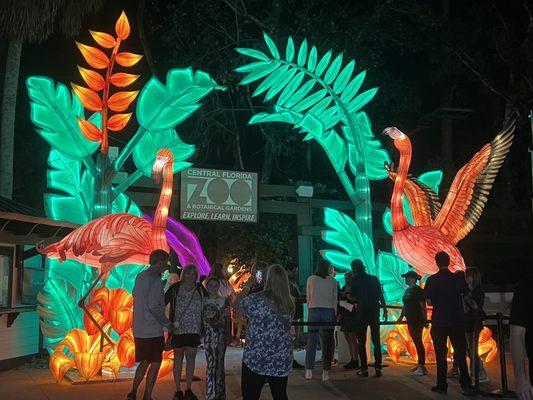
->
xmin=383 ymin=124 xmax=514 ymax=274
xmin=40 ymin=148 xmax=175 ymax=342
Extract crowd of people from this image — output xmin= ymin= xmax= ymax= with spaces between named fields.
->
xmin=126 ymin=249 xmax=532 ymax=400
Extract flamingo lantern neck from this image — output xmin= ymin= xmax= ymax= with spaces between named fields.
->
xmin=151 ymin=148 xmax=174 ymax=252
xmin=388 ymin=131 xmax=411 ymax=233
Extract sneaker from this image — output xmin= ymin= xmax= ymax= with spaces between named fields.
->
xmin=357 ymin=369 xmax=369 ymax=377
xmin=411 ymin=366 xmax=425 ymax=376
xmin=421 ymin=365 xmax=429 ymax=375
xmin=375 ymin=369 xmax=382 ymax=378
xmin=447 ymin=367 xmax=460 ymax=378
xmin=322 ymin=370 xmax=330 ymax=382
xmin=305 ymin=369 xmax=313 ymax=380
xmin=431 ymin=385 xmax=447 ymax=394
xmin=184 ymin=389 xmax=198 ymax=400
xmin=292 ymin=360 xmax=305 ymax=369
xmin=173 ymin=391 xmax=184 ymax=400
xmin=332 ymin=358 xmax=338 ymax=367
xmin=408 ymin=365 xmax=419 ymax=372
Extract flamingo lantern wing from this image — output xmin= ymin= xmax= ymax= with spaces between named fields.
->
xmin=42 ymin=213 xmax=153 ymax=270
xmin=386 ymin=164 xmax=442 ymax=226
xmin=433 ymin=122 xmax=515 ymax=244
xmin=98 ymin=220 xmax=153 ymax=264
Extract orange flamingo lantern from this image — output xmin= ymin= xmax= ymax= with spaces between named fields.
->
xmin=40 ymin=148 xmax=175 ymax=342
xmin=382 ymin=124 xmax=514 ymax=274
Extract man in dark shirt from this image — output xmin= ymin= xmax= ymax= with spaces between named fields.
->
xmin=510 ymin=272 xmax=533 ymax=400
xmin=424 ymin=251 xmax=473 ymax=395
xmin=349 ymin=259 xmax=387 ymax=377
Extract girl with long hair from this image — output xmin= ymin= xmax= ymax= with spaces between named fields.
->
xmin=234 ymin=264 xmax=295 ymax=400
xmin=305 ymin=259 xmax=338 ymax=381
xmin=165 ymin=264 xmax=207 ymax=400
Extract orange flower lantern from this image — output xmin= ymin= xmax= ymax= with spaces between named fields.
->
xmin=386 ymin=325 xmax=435 ymax=364
xmin=83 ymin=287 xmax=133 ymax=335
xmin=386 ymin=325 xmax=498 ymax=364
xmin=49 ymin=328 xmax=115 ymax=382
xmin=117 ymin=328 xmax=136 ymax=368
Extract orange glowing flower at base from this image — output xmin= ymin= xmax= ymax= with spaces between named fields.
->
xmin=117 ymin=328 xmax=136 ymax=368
xmin=49 ymin=329 xmax=113 ymax=382
xmin=386 ymin=325 xmax=498 ymax=364
xmin=476 ymin=327 xmax=498 ymax=363
xmin=386 ymin=325 xmax=435 ymax=364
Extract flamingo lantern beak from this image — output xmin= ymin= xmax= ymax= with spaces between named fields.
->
xmin=382 ymin=127 xmax=406 ymax=140
xmin=152 ymin=149 xmax=173 ymax=184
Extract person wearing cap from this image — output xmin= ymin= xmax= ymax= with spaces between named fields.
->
xmin=397 ymin=269 xmax=428 ymax=376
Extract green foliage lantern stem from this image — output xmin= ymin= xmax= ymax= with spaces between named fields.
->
xmin=235 ymin=33 xmax=390 ymax=240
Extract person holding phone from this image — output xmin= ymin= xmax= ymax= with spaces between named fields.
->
xmin=250 ymin=261 xmax=267 ymax=293
xmin=234 ymin=264 xmax=294 ymax=400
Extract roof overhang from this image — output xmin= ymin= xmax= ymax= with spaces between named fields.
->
xmin=0 ymin=211 xmax=79 ymax=245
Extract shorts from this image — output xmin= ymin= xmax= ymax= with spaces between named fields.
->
xmin=134 ymin=336 xmax=164 ymax=362
xmin=340 ymin=313 xmax=357 ymax=332
xmin=172 ymin=333 xmax=201 ymax=348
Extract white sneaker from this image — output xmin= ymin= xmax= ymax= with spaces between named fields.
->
xmin=411 ymin=366 xmax=425 ymax=376
xmin=305 ymin=369 xmax=313 ymax=380
xmin=322 ymin=370 xmax=330 ymax=382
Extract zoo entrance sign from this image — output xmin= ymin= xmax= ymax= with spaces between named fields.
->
xmin=180 ymin=167 xmax=258 ymax=223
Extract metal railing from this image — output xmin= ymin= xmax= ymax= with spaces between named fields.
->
xmin=290 ymin=309 xmax=515 ymax=398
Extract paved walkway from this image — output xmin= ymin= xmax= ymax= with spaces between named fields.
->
xmin=1 ymin=348 xmax=513 ymax=400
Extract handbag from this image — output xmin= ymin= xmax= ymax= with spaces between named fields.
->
xmin=164 ymin=286 xmax=196 ymax=351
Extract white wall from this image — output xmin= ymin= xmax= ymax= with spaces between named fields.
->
xmin=0 ymin=311 xmax=39 ymax=361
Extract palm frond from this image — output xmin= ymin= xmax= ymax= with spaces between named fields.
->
xmin=320 ymin=208 xmax=376 ymax=274
xmin=235 ymin=33 xmax=388 ymax=180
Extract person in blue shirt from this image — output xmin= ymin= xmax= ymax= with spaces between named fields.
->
xmin=234 ymin=264 xmax=295 ymax=400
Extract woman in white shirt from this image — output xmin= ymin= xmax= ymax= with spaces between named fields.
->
xmin=305 ymin=260 xmax=338 ymax=381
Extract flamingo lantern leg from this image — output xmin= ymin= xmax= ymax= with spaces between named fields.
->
xmin=382 ymin=124 xmax=514 ymax=275
xmin=40 ymin=149 xmax=175 ymax=343
xmin=77 ymin=270 xmax=113 ymax=345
